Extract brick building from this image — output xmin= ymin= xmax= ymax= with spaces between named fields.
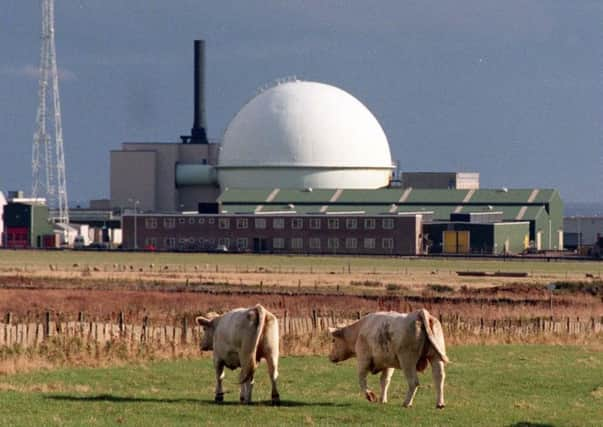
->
xmin=122 ymin=213 xmax=423 ymax=255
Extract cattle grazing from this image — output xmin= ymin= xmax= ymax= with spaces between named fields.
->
xmin=196 ymin=304 xmax=280 ymax=405
xmin=328 ymin=309 xmax=449 ymax=408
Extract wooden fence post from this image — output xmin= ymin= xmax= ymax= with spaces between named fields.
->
xmin=182 ymin=317 xmax=188 ymax=345
xmin=142 ymin=316 xmax=149 ymax=343
xmin=44 ymin=312 xmax=51 ymax=337
xmin=119 ymin=312 xmax=125 ymax=337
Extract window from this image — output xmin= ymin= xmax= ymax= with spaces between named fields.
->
xmin=310 ymin=218 xmax=321 ymax=230
xmin=218 ymin=237 xmax=230 ymax=247
xmin=255 ymin=218 xmax=266 ymax=229
xmin=208 ymin=217 xmax=215 ymax=224
xmin=144 ymin=237 xmax=157 ymax=247
xmin=291 ymin=238 xmax=303 ymax=249
xmin=163 ymin=217 xmax=176 ymax=229
xmin=382 ymin=238 xmax=394 ymax=250
xmin=382 ymin=218 xmax=394 ymax=230
xmin=145 ymin=218 xmax=157 ymax=229
xmin=309 ymin=238 xmax=321 ymax=249
xmin=179 ymin=238 xmax=187 ymax=244
xmin=273 ymin=237 xmax=285 ymax=249
xmin=345 ymin=238 xmax=357 ymax=249
xmin=291 ymin=218 xmax=303 ymax=229
xmin=179 ymin=217 xmax=186 ymax=224
xmin=236 ymin=238 xmax=248 ymax=250
xmin=327 ymin=218 xmax=339 ymax=230
xmin=188 ymin=217 xmax=196 ymax=225
xmin=346 ymin=218 xmax=357 ymax=230
xmin=327 ymin=238 xmax=339 ymax=250
xmin=364 ymin=218 xmax=376 ymax=230
xmin=218 ymin=218 xmax=230 ymax=229
xmin=164 ymin=237 xmax=176 ymax=249
xmin=273 ymin=218 xmax=285 ymax=229
xmin=236 ymin=218 xmax=248 ymax=229
xmin=198 ymin=217 xmax=205 ymax=224
xmin=363 ymin=238 xmax=376 ymax=249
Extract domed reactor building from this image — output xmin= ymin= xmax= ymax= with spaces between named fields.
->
xmin=111 ymin=41 xmax=563 ymax=255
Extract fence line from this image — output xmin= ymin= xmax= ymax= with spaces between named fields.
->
xmin=1 ymin=311 xmax=602 ymax=351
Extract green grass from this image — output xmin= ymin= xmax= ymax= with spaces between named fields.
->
xmin=0 ymin=345 xmax=601 ymax=426
xmin=1 ymin=249 xmax=602 ymax=276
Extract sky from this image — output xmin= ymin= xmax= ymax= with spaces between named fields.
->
xmin=1 ymin=1 xmax=602 ymax=205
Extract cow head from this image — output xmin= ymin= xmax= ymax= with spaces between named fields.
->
xmin=328 ymin=326 xmax=354 ymax=363
xmin=196 ymin=316 xmax=217 ymax=351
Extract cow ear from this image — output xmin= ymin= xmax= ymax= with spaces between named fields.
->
xmin=329 ymin=327 xmax=344 ymax=338
xmin=196 ymin=316 xmax=213 ymax=328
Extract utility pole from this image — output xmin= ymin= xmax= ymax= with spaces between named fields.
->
xmin=32 ymin=0 xmax=69 ymax=224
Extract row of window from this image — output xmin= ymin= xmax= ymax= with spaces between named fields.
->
xmin=145 ymin=236 xmax=395 ymax=251
xmin=144 ymin=217 xmax=396 ymax=231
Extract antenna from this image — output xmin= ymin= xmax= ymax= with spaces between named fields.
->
xmin=32 ymin=0 xmax=69 ymax=223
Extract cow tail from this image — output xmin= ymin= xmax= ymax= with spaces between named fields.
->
xmin=240 ymin=304 xmax=266 ymax=384
xmin=418 ymin=309 xmax=449 ymax=364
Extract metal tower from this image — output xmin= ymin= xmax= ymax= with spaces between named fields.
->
xmin=32 ymin=0 xmax=69 ymax=223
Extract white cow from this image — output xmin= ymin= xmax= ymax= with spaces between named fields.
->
xmin=196 ymin=304 xmax=280 ymax=405
xmin=328 ymin=309 xmax=449 ymax=408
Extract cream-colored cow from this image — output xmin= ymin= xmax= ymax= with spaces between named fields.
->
xmin=196 ymin=304 xmax=280 ymax=405
xmin=328 ymin=309 xmax=449 ymax=408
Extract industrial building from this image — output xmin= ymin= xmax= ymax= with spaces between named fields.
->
xmin=122 ymin=213 xmax=422 ymax=255
xmin=564 ymin=216 xmax=603 ymax=252
xmin=112 ymin=40 xmax=564 ymax=256
xmin=2 ymin=197 xmax=54 ymax=248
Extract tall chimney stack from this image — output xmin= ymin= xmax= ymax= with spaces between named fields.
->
xmin=183 ymin=39 xmax=208 ymax=144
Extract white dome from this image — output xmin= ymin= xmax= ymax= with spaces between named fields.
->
xmin=217 ymin=80 xmax=393 ymax=189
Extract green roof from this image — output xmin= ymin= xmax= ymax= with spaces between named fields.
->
xmin=271 ymin=189 xmax=337 ymax=204
xmin=218 ymin=188 xmax=559 ymax=222
xmin=220 ymin=188 xmax=560 ymax=205
xmin=337 ymin=189 xmax=404 ymax=204
xmin=218 ymin=188 xmax=273 ymax=203
xmin=404 ymin=189 xmax=470 ymax=203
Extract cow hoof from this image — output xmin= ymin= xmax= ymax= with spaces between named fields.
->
xmin=436 ymin=404 xmax=445 ymax=409
xmin=365 ymin=390 xmax=377 ymax=402
xmin=271 ymin=398 xmax=280 ymax=406
xmin=214 ymin=394 xmax=224 ymax=403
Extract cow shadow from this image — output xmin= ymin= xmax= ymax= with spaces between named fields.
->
xmin=45 ymin=394 xmax=349 ymax=408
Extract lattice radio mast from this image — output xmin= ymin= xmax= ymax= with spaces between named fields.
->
xmin=32 ymin=0 xmax=69 ymax=223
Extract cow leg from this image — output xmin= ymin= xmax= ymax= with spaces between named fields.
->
xmin=401 ymin=360 xmax=420 ymax=408
xmin=357 ymin=361 xmax=377 ymax=402
xmin=266 ymin=353 xmax=280 ymax=406
xmin=379 ymin=368 xmax=394 ymax=403
xmin=214 ymin=360 xmax=225 ymax=403
xmin=431 ymin=357 xmax=446 ymax=409
xmin=240 ymin=377 xmax=254 ymax=404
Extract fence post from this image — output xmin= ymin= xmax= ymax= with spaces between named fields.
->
xmin=44 ymin=312 xmax=51 ymax=337
xmin=311 ymin=309 xmax=318 ymax=330
xmin=142 ymin=316 xmax=149 ymax=343
xmin=119 ymin=312 xmax=125 ymax=337
xmin=283 ymin=310 xmax=288 ymax=335
xmin=182 ymin=317 xmax=188 ymax=345
xmin=6 ymin=312 xmax=12 ymax=325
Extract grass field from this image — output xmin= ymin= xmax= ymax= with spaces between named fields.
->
xmin=2 ymin=249 xmax=602 ymax=276
xmin=0 ymin=345 xmax=601 ymax=426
